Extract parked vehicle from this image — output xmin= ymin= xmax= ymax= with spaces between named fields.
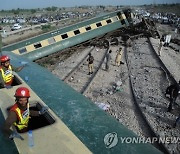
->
xmin=11 ymin=23 xmax=22 ymax=31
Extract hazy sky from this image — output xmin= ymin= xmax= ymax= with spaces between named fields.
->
xmin=0 ymin=0 xmax=179 ymax=10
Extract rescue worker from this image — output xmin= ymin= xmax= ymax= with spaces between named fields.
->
xmin=0 ymin=55 xmax=25 ymax=88
xmin=115 ymin=47 xmax=124 ymax=66
xmin=158 ymin=38 xmax=164 ymax=56
xmin=87 ymin=53 xmax=94 ymax=75
xmin=164 ymin=34 xmax=171 ymax=47
xmin=3 ymin=87 xmax=48 ymax=139
xmin=165 ymin=81 xmax=180 ymax=112
xmin=105 ymin=50 xmax=112 ymax=71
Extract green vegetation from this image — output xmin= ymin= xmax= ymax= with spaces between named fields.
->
xmin=41 ymin=24 xmax=51 ymax=31
xmin=0 ymin=8 xmax=37 ymax=16
xmin=143 ymin=4 xmax=180 ymax=15
xmin=41 ymin=24 xmax=56 ymax=32
xmin=45 ymin=6 xmax=58 ymax=12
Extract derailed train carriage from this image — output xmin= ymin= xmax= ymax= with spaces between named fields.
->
xmin=0 ymin=9 xmax=162 ymax=154
xmin=2 ymin=9 xmax=134 ymax=61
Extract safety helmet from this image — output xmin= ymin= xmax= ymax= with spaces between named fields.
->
xmin=14 ymin=87 xmax=30 ymax=98
xmin=0 ymin=55 xmax=10 ymax=63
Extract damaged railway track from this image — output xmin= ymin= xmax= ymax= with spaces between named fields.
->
xmin=36 ymin=23 xmax=179 ymax=153
xmin=51 ymin=38 xmax=174 ymax=153
xmin=63 ymin=45 xmax=109 ymax=94
xmin=125 ymin=36 xmax=180 ymax=154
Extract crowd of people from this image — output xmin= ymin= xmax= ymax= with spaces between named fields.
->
xmin=87 ymin=47 xmax=124 ymax=74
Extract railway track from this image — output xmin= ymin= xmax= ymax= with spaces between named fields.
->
xmin=81 ymin=37 xmax=173 ymax=153
xmin=60 ymin=38 xmax=179 ymax=153
xmin=62 ymin=45 xmax=109 ymax=94
xmin=37 ymin=33 xmax=179 ymax=154
xmin=53 ymin=39 xmax=169 ymax=153
xmin=125 ymin=36 xmax=180 ymax=154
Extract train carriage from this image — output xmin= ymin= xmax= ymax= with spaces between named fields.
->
xmin=2 ymin=10 xmax=133 ymax=61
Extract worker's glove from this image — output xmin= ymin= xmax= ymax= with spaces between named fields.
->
xmin=9 ymin=131 xmax=24 ymax=140
xmin=5 ymin=85 xmax=12 ymax=89
xmin=39 ymin=106 xmax=48 ymax=115
xmin=19 ymin=61 xmax=28 ymax=68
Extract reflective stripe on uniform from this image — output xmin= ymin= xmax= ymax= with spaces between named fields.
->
xmin=11 ymin=103 xmax=30 ymax=130
xmin=0 ymin=65 xmax=13 ymax=84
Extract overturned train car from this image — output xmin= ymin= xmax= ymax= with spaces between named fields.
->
xmin=2 ymin=9 xmax=134 ymax=61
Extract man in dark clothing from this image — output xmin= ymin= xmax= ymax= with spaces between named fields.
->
xmin=87 ymin=53 xmax=94 ymax=75
xmin=165 ymin=81 xmax=180 ymax=112
xmin=173 ymin=113 xmax=180 ymax=128
xmin=105 ymin=50 xmax=112 ymax=71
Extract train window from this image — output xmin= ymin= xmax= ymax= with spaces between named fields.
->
xmin=124 ymin=9 xmax=131 ymax=19
xmin=48 ymin=38 xmax=56 ymax=44
xmin=11 ymin=75 xmax=22 ymax=86
xmin=96 ymin=22 xmax=102 ymax=27
xmin=19 ymin=47 xmax=27 ymax=54
xmin=106 ymin=19 xmax=112 ymax=24
xmin=61 ymin=33 xmax=68 ymax=39
xmin=74 ymin=29 xmax=80 ymax=35
xmin=112 ymin=16 xmax=118 ymax=22
xmin=117 ymin=12 xmax=126 ymax=25
xmin=85 ymin=26 xmax=91 ymax=31
xmin=34 ymin=42 xmax=42 ymax=49
xmin=121 ymin=19 xmax=126 ymax=25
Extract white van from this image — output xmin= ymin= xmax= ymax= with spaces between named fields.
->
xmin=11 ymin=23 xmax=22 ymax=31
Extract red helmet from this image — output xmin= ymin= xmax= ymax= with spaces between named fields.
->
xmin=0 ymin=55 xmax=10 ymax=63
xmin=14 ymin=87 xmax=30 ymax=98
